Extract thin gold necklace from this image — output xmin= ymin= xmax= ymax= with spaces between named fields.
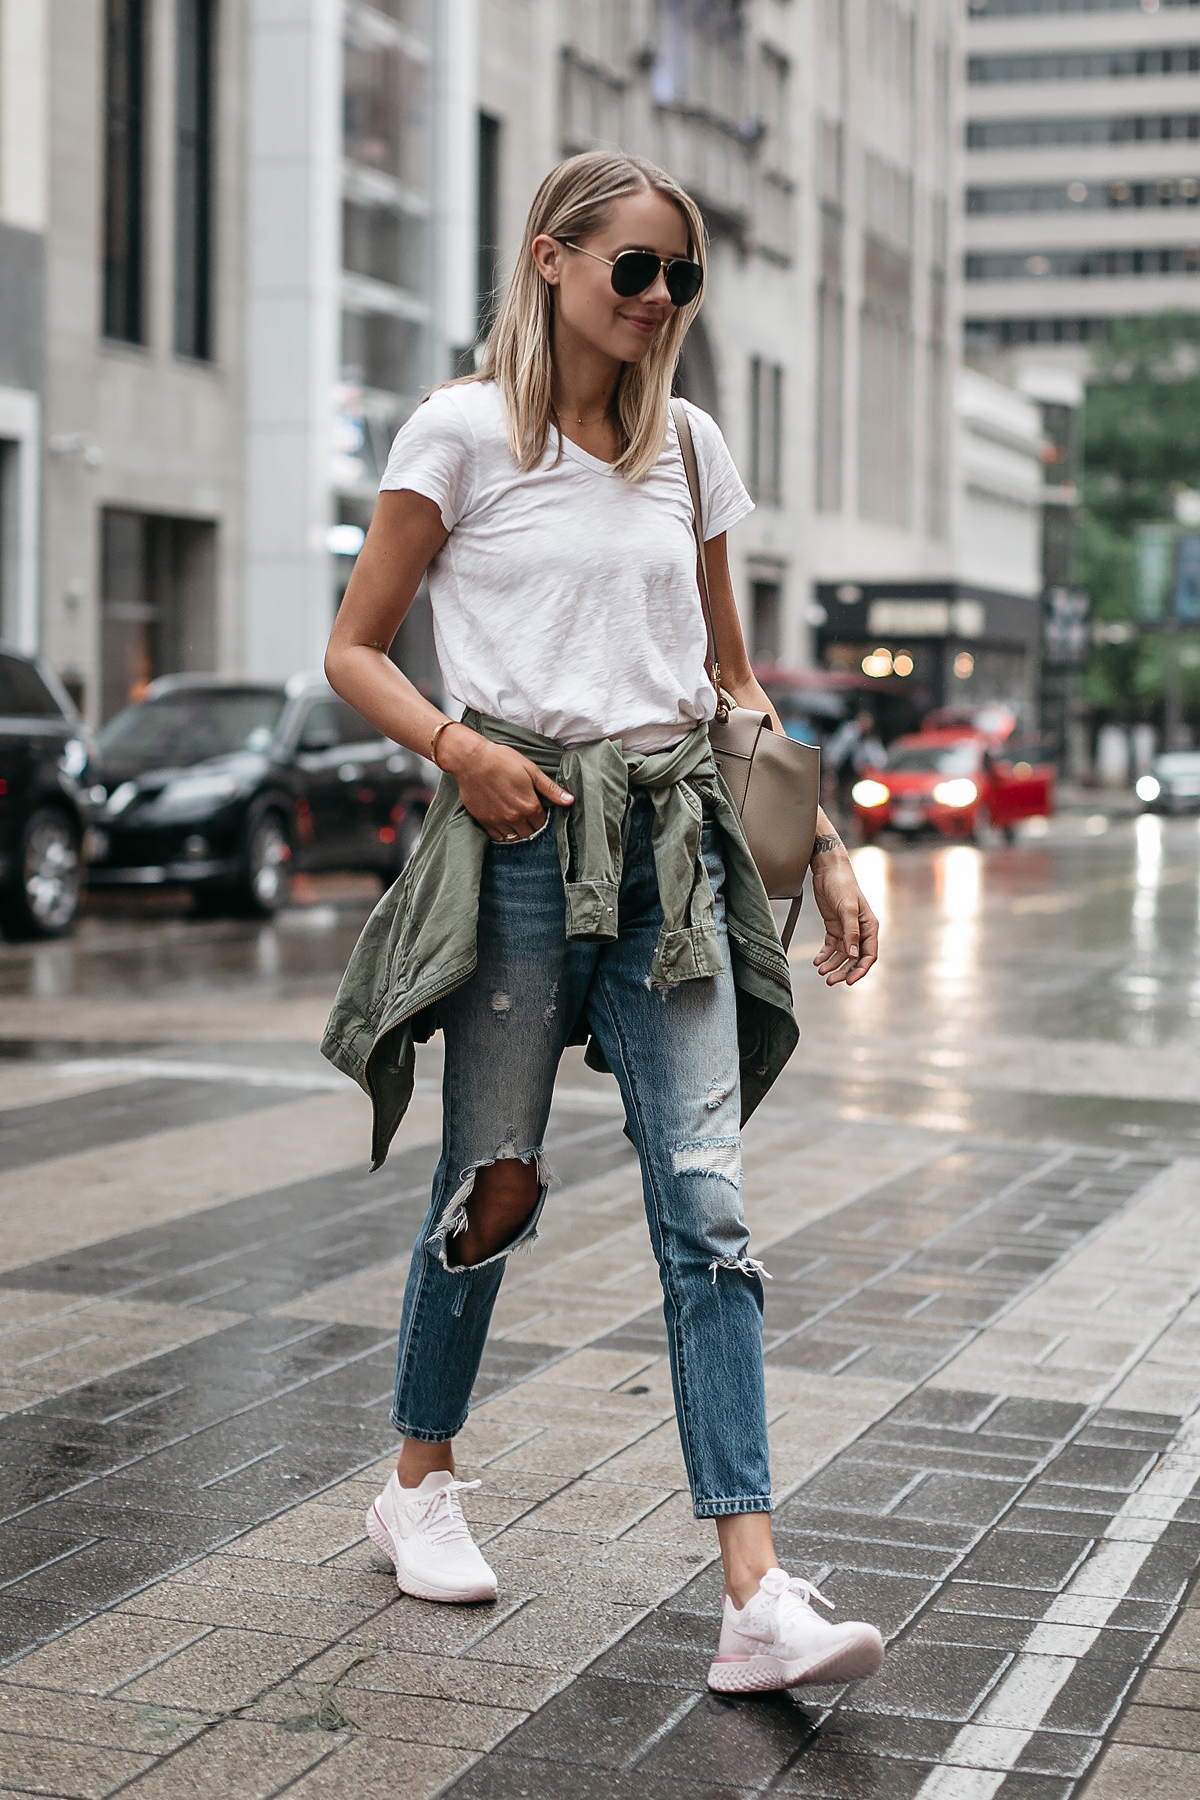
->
xmin=558 ymin=402 xmax=611 ymax=426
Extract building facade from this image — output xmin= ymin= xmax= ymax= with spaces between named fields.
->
xmin=30 ymin=0 xmax=248 ymax=723
xmin=964 ymin=0 xmax=1200 ymax=362
xmin=470 ymin=0 xmax=966 ymax=692
xmin=12 ymin=0 xmax=1050 ymax=724
xmin=240 ymin=0 xmax=472 ymax=684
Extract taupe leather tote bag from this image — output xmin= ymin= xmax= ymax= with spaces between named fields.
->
xmin=671 ymin=398 xmax=820 ymax=949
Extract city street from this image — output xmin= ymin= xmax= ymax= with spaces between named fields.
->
xmin=1 ymin=813 xmax=1200 ymax=1800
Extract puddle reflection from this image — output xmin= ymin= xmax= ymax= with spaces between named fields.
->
xmin=929 ymin=846 xmax=982 ymax=1012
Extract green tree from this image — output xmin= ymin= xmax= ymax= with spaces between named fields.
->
xmin=1079 ymin=312 xmax=1200 ymax=719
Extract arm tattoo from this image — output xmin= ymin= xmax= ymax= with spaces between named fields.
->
xmin=810 ymin=832 xmax=843 ymax=859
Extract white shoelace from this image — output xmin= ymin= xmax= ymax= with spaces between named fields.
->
xmin=757 ymin=1567 xmax=836 ymax=1614
xmin=413 ymin=1477 xmax=481 ymax=1549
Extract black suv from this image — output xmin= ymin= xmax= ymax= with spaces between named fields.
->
xmin=85 ymin=674 xmax=435 ymax=915
xmin=0 ymin=645 xmax=91 ymax=938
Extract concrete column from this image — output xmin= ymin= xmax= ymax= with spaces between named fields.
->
xmin=0 ymin=389 xmax=41 ymax=651
xmin=243 ymin=0 xmax=343 ymax=680
xmin=435 ymin=0 xmax=479 ymax=368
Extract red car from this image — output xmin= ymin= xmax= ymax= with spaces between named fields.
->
xmin=852 ymin=730 xmax=1055 ymax=842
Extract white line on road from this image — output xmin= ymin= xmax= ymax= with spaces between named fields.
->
xmin=913 ymin=1410 xmax=1200 ymax=1800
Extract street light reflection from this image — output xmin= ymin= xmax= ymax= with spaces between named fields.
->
xmin=1135 ymin=813 xmax=1163 ymax=889
xmin=1133 ymin=813 xmax=1163 ymax=950
xmin=931 ymin=845 xmax=982 ymax=1008
xmin=937 ymin=845 xmax=982 ymax=921
xmin=850 ymin=844 xmax=889 ymax=931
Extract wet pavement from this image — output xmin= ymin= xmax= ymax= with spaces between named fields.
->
xmin=1 ymin=815 xmax=1199 ymax=1798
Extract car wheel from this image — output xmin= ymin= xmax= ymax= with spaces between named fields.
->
xmin=233 ymin=807 xmax=292 ymax=917
xmin=0 ymin=807 xmax=82 ymax=939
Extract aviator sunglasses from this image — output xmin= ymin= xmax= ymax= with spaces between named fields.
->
xmin=556 ymin=240 xmax=704 ymax=307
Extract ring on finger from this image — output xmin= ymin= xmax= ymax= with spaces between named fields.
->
xmin=505 ymin=830 xmax=520 ymax=841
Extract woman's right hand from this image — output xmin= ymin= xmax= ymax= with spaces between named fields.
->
xmin=436 ymin=725 xmax=574 ymax=842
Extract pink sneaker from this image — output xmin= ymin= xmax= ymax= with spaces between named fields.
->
xmin=707 ymin=1567 xmax=884 ymax=1694
xmin=366 ymin=1469 xmax=498 ymax=1603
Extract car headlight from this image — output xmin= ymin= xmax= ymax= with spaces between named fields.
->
xmin=852 ymin=779 xmax=890 ymax=808
xmin=154 ymin=773 xmax=241 ymax=819
xmin=1135 ymin=775 xmax=1161 ymax=803
xmin=932 ymin=778 xmax=978 ymax=808
xmin=59 ymin=738 xmax=88 ymax=779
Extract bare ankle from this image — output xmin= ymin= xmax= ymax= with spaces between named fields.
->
xmin=725 ymin=1564 xmax=779 ymax=1609
xmin=397 ymin=1439 xmax=455 ymax=1489
xmin=716 ymin=1511 xmax=780 ymax=1609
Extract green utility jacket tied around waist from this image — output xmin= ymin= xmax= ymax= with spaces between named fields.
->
xmin=321 ymin=714 xmax=800 ymax=1169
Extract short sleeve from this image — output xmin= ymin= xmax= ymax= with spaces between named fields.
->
xmin=379 ymin=387 xmax=475 ymax=529
xmin=681 ymin=401 xmax=755 ymax=541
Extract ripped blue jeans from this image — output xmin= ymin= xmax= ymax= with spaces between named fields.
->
xmin=390 ymin=791 xmax=772 ymax=1518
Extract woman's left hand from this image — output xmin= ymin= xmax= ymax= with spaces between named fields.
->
xmin=810 ymin=843 xmax=879 ymax=986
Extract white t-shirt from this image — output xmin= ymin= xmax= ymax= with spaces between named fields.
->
xmin=379 ymin=381 xmax=753 ymax=751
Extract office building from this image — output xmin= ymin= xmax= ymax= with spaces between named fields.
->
xmin=243 ymin=0 xmax=468 ymax=684
xmin=27 ymin=0 xmax=248 ymax=723
xmin=469 ymin=0 xmax=993 ymax=705
xmin=964 ymin=0 xmax=1200 ymax=360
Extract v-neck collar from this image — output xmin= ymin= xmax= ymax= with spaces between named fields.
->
xmin=553 ymin=413 xmax=679 ymax=478
xmin=554 ymin=429 xmax=619 ymax=476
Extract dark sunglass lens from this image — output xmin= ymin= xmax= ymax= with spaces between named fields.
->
xmin=610 ymin=251 xmax=661 ymax=297
xmin=665 ymin=260 xmax=703 ymax=305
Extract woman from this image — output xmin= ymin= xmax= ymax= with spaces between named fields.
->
xmin=323 ymin=150 xmax=883 ymax=1695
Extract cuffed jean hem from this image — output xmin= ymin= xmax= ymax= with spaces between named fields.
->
xmin=693 ymin=1495 xmax=774 ymax=1519
xmin=389 ymin=1415 xmax=466 ymax=1442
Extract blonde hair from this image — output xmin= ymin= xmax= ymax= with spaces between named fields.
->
xmin=471 ymin=150 xmax=707 ymax=483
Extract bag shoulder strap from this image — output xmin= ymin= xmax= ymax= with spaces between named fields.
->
xmin=670 ymin=397 xmax=720 ymax=694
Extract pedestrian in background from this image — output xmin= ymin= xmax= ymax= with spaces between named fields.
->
xmin=323 ymin=150 xmax=883 ymax=1696
xmin=826 ymin=707 xmax=885 ymax=821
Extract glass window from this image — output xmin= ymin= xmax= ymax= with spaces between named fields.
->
xmin=969 ymin=114 xmax=1200 ymax=150
xmin=751 ymin=581 xmax=781 ymax=662
xmin=342 ymin=199 xmax=427 ymax=291
xmin=967 ymin=245 xmax=1200 ymax=280
xmin=96 ymin=690 xmax=286 ymax=760
xmin=970 ymin=46 xmax=1200 ymax=81
xmin=341 ymin=309 xmax=425 ymax=397
xmin=748 ymin=357 xmax=784 ymax=507
xmin=103 ymin=0 xmax=146 ymax=343
xmin=969 ymin=0 xmax=1196 ymax=15
xmin=477 ymin=113 xmax=502 ymax=339
xmin=174 ymin=0 xmax=216 ymax=360
xmin=100 ymin=510 xmax=218 ymax=720
xmin=887 ymin=743 xmax=980 ymax=775
xmin=0 ymin=656 xmax=64 ymax=719
xmin=969 ymin=178 xmax=1200 ymax=213
xmin=343 ymin=31 xmax=430 ymax=189
xmin=299 ymin=697 xmax=378 ymax=748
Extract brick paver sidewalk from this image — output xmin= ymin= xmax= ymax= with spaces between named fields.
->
xmin=2 ymin=825 xmax=1200 ymax=1799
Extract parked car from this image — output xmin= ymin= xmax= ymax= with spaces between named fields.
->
xmin=0 ymin=644 xmax=91 ymax=938
xmin=852 ymin=730 xmax=1055 ymax=842
xmin=85 ymin=674 xmax=436 ymax=915
xmin=1135 ymin=753 xmax=1200 ymax=814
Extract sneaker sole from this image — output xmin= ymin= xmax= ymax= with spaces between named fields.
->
xmin=706 ymin=1627 xmax=884 ymax=1694
xmin=366 ymin=1502 xmax=498 ymax=1605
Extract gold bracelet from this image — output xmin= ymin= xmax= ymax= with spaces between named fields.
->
xmin=430 ymin=719 xmax=456 ymax=768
